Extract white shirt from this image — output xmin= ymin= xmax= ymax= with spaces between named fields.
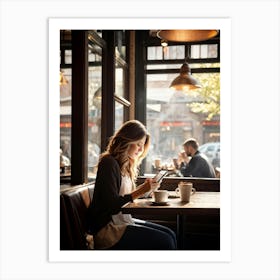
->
xmin=111 ymin=175 xmax=135 ymax=225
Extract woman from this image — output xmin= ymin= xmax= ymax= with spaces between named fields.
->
xmin=87 ymin=120 xmax=177 ymax=250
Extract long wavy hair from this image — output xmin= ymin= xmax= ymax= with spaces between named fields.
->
xmin=99 ymin=120 xmax=150 ymax=184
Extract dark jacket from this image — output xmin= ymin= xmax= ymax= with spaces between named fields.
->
xmin=180 ymin=151 xmax=216 ymax=178
xmin=87 ymin=155 xmax=133 ymax=234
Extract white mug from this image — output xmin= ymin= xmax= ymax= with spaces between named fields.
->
xmin=153 ymin=190 xmax=169 ymax=203
xmin=175 ymin=182 xmax=196 ymax=202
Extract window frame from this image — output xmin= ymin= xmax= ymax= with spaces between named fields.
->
xmin=60 ymin=30 xmax=131 ymax=185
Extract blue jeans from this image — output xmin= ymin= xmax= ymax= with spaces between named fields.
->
xmin=110 ymin=219 xmax=177 ymax=250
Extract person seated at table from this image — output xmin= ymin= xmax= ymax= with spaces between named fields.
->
xmin=177 ymin=138 xmax=216 ymax=178
xmin=87 ymin=120 xmax=177 ymax=250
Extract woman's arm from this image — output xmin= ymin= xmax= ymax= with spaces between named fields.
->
xmin=94 ymin=156 xmax=132 ymax=213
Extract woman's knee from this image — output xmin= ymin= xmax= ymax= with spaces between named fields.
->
xmin=139 ymin=221 xmax=177 ymax=248
xmin=130 ymin=224 xmax=176 ymax=250
xmin=112 ymin=224 xmax=176 ymax=250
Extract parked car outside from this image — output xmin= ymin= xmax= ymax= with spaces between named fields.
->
xmin=198 ymin=142 xmax=220 ymax=168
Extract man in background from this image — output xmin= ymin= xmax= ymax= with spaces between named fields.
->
xmin=177 ymin=138 xmax=216 ymax=178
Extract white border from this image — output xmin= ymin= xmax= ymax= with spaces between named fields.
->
xmin=49 ymin=18 xmax=231 ymax=262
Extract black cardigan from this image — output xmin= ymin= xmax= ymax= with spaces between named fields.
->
xmin=87 ymin=155 xmax=133 ymax=234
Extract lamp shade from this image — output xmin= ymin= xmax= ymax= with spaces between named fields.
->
xmin=170 ymin=63 xmax=201 ymax=91
xmin=157 ymin=30 xmax=218 ymax=42
xmin=94 ymin=87 xmax=102 ymax=99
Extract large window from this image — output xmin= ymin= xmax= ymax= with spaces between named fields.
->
xmin=60 ymin=30 xmax=130 ymax=184
xmin=60 ymin=30 xmax=104 ymax=182
xmin=59 ymin=30 xmax=220 ymax=183
xmin=145 ymin=43 xmax=220 ymax=174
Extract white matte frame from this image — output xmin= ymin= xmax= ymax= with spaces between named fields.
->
xmin=49 ymin=18 xmax=232 ymax=262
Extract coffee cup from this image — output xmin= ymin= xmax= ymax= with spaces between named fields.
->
xmin=175 ymin=182 xmax=196 ymax=202
xmin=154 ymin=158 xmax=161 ymax=169
xmin=153 ymin=190 xmax=169 ymax=203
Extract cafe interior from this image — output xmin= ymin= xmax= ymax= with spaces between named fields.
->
xmin=59 ymin=29 xmax=220 ymax=251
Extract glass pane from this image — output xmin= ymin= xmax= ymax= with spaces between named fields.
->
xmin=200 ymin=45 xmax=208 ymax=58
xmin=88 ymin=46 xmax=102 ymax=179
xmin=115 ymin=101 xmax=124 ymax=132
xmin=115 ymin=30 xmax=126 ymax=59
xmin=115 ymin=67 xmax=124 ymax=98
xmin=208 ymin=44 xmax=218 ymax=58
xmin=147 ymin=46 xmax=163 ymax=60
xmin=148 ymin=45 xmax=185 ymax=60
xmin=115 ymin=61 xmax=127 ymax=131
xmin=190 ymin=45 xmax=200 ymax=59
xmin=190 ymin=44 xmax=218 ymax=59
xmin=65 ymin=50 xmax=72 ymax=64
xmin=145 ymin=72 xmax=220 ymax=174
xmin=164 ymin=45 xmax=185 ymax=60
xmin=88 ymin=49 xmax=102 ymax=62
xmin=165 ymin=46 xmax=177 ymax=60
xmin=60 ymin=68 xmax=72 ymax=174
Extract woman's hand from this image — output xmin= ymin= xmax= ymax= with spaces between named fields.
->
xmin=131 ymin=179 xmax=153 ymax=200
xmin=145 ymin=178 xmax=161 ymax=194
xmin=145 ymin=178 xmax=160 ymax=191
xmin=131 ymin=178 xmax=162 ymax=200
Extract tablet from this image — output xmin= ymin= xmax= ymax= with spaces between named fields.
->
xmin=153 ymin=170 xmax=168 ymax=182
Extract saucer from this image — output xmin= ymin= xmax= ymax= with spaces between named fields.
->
xmin=151 ymin=201 xmax=169 ymax=206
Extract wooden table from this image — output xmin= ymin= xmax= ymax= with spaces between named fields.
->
xmin=122 ymin=191 xmax=220 ymax=249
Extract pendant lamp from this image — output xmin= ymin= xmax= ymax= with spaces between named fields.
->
xmin=170 ymin=62 xmax=201 ymax=91
xmin=94 ymin=87 xmax=102 ymax=99
xmin=157 ymin=30 xmax=218 ymax=42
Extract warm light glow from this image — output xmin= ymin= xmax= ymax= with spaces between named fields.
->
xmin=161 ymin=39 xmax=168 ymax=47
xmin=157 ymin=30 xmax=218 ymax=42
